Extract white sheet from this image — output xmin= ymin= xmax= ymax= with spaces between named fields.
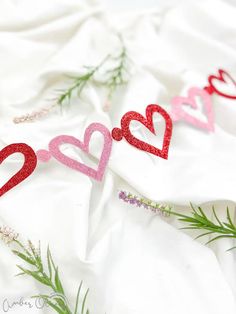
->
xmin=0 ymin=0 xmax=236 ymax=313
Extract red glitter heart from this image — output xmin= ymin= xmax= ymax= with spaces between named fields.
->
xmin=0 ymin=143 xmax=37 ymax=197
xmin=204 ymin=69 xmax=236 ymax=99
xmin=112 ymin=104 xmax=173 ymax=159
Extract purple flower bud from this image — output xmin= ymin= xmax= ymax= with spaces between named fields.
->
xmin=129 ymin=198 xmax=136 ymax=204
xmin=119 ymin=191 xmax=126 ymax=200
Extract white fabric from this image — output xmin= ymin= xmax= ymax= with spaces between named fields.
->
xmin=0 ymin=0 xmax=236 ymax=313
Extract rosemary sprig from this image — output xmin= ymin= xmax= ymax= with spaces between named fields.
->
xmin=13 ymin=35 xmax=131 ymax=123
xmin=162 ymin=204 xmax=236 ymax=250
xmin=103 ymin=37 xmax=130 ymax=100
xmin=0 ymin=227 xmax=91 ymax=314
xmin=57 ymin=36 xmax=130 ymax=106
xmin=57 ymin=55 xmax=109 ymax=106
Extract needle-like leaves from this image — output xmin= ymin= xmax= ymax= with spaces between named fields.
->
xmin=73 ymin=282 xmax=90 ymax=314
xmin=57 ymin=36 xmax=130 ymax=107
xmin=3 ymin=237 xmax=93 ymax=314
xmin=162 ymin=204 xmax=236 ymax=250
xmin=103 ymin=37 xmax=130 ymax=100
xmin=57 ymin=58 xmax=107 ymax=106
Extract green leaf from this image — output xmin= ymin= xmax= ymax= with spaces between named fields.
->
xmin=194 ymin=231 xmax=214 ymax=240
xmin=31 ymin=294 xmax=48 ymax=299
xmin=48 ymin=247 xmax=56 ymax=271
xmin=81 ymin=289 xmax=89 ymax=314
xmin=178 ymin=217 xmax=200 ymax=223
xmin=226 ymin=207 xmax=236 ymax=229
xmin=205 ymin=235 xmax=236 ymax=245
xmin=55 ymin=267 xmax=64 ymax=294
xmin=14 ymin=240 xmax=32 ymax=257
xmin=74 ymin=281 xmax=83 ymax=314
xmin=226 ymin=246 xmax=236 ymax=252
xmin=12 ymin=250 xmax=35 ymax=265
xmin=17 ymin=265 xmax=51 ymax=286
xmin=15 ymin=272 xmax=25 ymax=277
xmin=28 ymin=240 xmax=43 ymax=270
xmin=47 ymin=246 xmax=53 ymax=280
xmin=212 ymin=206 xmax=223 ymax=227
xmin=222 ymin=223 xmax=236 ymax=233
xmin=33 ymin=295 xmax=69 ymax=314
xmin=53 ymin=298 xmax=68 ymax=313
xmin=197 ymin=206 xmax=208 ymax=220
xmin=43 ymin=298 xmax=65 ymax=314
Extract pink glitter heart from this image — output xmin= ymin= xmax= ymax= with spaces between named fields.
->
xmin=170 ymin=87 xmax=214 ymax=132
xmin=45 ymin=123 xmax=112 ymax=181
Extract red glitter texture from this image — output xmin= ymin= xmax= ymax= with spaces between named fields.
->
xmin=205 ymin=69 xmax=236 ymax=99
xmin=204 ymin=85 xmax=214 ymax=95
xmin=112 ymin=104 xmax=173 ymax=160
xmin=0 ymin=143 xmax=37 ymax=197
xmin=111 ymin=127 xmax=123 ymax=141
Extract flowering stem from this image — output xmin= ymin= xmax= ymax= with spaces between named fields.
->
xmin=118 ymin=190 xmax=171 ymax=217
xmin=0 ymin=228 xmax=91 ymax=314
xmin=118 ymin=191 xmax=236 ymax=251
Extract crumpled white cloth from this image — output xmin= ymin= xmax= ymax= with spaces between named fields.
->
xmin=0 ymin=0 xmax=236 ymax=313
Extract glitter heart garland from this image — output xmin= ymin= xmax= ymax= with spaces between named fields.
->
xmin=0 ymin=123 xmax=113 ymax=197
xmin=3 ymin=68 xmax=236 ymax=197
xmin=171 ymin=87 xmax=214 ymax=132
xmin=0 ymin=143 xmax=37 ymax=197
xmin=204 ymin=69 xmax=236 ymax=99
xmin=37 ymin=123 xmax=112 ymax=181
xmin=112 ymin=104 xmax=173 ymax=160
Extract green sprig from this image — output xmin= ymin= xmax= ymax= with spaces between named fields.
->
xmin=56 ymin=36 xmax=130 ymax=107
xmin=9 ymin=238 xmax=91 ymax=314
xmin=57 ymin=56 xmax=109 ymax=106
xmin=104 ymin=37 xmax=130 ymax=100
xmin=162 ymin=204 xmax=236 ymax=250
xmin=13 ymin=34 xmax=131 ymax=123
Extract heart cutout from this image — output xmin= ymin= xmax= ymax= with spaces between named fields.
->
xmin=205 ymin=69 xmax=236 ymax=99
xmin=47 ymin=123 xmax=112 ymax=181
xmin=112 ymin=104 xmax=172 ymax=159
xmin=0 ymin=143 xmax=37 ymax=197
xmin=170 ymin=87 xmax=214 ymax=132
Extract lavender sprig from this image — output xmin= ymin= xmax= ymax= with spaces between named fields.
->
xmin=119 ymin=191 xmax=236 ymax=251
xmin=118 ymin=190 xmax=171 ymax=217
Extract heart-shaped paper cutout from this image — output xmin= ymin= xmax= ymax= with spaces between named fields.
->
xmin=0 ymin=143 xmax=37 ymax=197
xmin=205 ymin=69 xmax=236 ymax=99
xmin=47 ymin=123 xmax=112 ymax=181
xmin=170 ymin=87 xmax=214 ymax=132
xmin=112 ymin=104 xmax=172 ymax=159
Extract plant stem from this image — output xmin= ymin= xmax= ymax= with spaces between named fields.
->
xmin=118 ymin=191 xmax=236 ymax=250
xmin=161 ymin=204 xmax=236 ymax=250
xmin=57 ymin=55 xmax=110 ymax=106
xmin=11 ymin=239 xmax=91 ymax=314
xmin=105 ymin=37 xmax=130 ymax=100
